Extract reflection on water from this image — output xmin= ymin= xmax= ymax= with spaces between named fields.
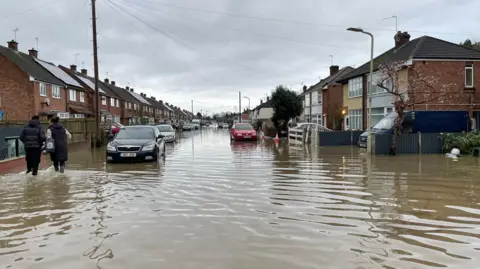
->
xmin=1 ymin=128 xmax=480 ymax=268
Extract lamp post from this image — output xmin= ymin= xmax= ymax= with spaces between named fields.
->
xmin=243 ymin=96 xmax=250 ymax=110
xmin=347 ymin=27 xmax=374 ymax=154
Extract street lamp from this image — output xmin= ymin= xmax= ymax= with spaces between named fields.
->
xmin=347 ymin=27 xmax=374 ymax=154
xmin=243 ymin=96 xmax=250 ymax=110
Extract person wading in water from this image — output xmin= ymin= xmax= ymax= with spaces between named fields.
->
xmin=19 ymin=115 xmax=46 ymax=175
xmin=47 ymin=116 xmax=71 ymax=173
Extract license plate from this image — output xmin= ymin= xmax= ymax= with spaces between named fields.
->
xmin=121 ymin=153 xmax=136 ymax=157
xmin=359 ymin=143 xmax=366 ymax=147
xmin=244 ymin=136 xmax=251 ymax=139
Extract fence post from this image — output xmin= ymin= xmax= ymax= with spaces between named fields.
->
xmin=418 ymin=132 xmax=422 ymax=155
xmin=15 ymin=138 xmax=19 ymax=157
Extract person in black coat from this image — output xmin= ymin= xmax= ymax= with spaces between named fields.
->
xmin=47 ymin=116 xmax=70 ymax=173
xmin=19 ymin=115 xmax=46 ymax=175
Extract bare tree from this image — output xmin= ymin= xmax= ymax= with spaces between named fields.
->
xmin=376 ymin=60 xmax=461 ymax=155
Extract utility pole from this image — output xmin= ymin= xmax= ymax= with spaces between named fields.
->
xmin=91 ymin=0 xmax=101 ymax=145
xmin=239 ymin=91 xmax=242 ymax=123
xmin=191 ymin=100 xmax=193 ymax=118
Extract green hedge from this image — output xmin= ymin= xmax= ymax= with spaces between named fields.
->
xmin=441 ymin=131 xmax=480 ymax=154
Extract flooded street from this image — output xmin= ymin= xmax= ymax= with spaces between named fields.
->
xmin=1 ymin=128 xmax=480 ymax=269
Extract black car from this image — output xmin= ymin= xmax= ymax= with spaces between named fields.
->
xmin=106 ymin=125 xmax=166 ymax=163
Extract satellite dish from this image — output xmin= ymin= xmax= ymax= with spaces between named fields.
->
xmin=44 ymin=97 xmax=51 ymax=107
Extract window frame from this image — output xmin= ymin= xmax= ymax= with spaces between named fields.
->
xmin=348 ymin=77 xmax=363 ymax=98
xmin=79 ymin=91 xmax=85 ymax=103
xmin=40 ymin=83 xmax=47 ymax=96
xmin=465 ymin=64 xmax=474 ymax=88
xmin=52 ymin=85 xmax=61 ymax=99
xmin=69 ymin=89 xmax=77 ymax=101
xmin=101 ymin=96 xmax=107 ymax=105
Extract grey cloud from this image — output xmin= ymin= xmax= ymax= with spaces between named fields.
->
xmin=1 ymin=0 xmax=479 ymax=114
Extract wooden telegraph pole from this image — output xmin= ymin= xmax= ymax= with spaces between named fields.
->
xmin=91 ymin=0 xmax=101 ymax=146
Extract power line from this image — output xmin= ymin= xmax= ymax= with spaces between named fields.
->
xmin=122 ymin=0 xmax=473 ymax=36
xmin=1 ymin=0 xmax=71 ymax=21
xmin=118 ymin=0 xmax=364 ymax=51
xmin=102 ymin=0 xmax=240 ymax=87
xmin=105 ymin=0 xmax=254 ymax=72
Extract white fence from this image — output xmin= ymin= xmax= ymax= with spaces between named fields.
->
xmin=288 ymin=125 xmax=320 ymax=147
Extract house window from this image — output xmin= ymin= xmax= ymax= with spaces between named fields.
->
xmin=304 ymin=94 xmax=310 ymax=107
xmin=115 ymin=99 xmax=119 ymax=107
xmin=466 ymin=64 xmax=474 ymax=88
xmin=69 ymin=89 xmax=77 ymax=101
xmin=348 ymin=77 xmax=363 ymax=98
xmin=79 ymin=92 xmax=85 ymax=102
xmin=110 ymin=98 xmax=115 ymax=106
xmin=102 ymin=96 xmax=107 ymax=105
xmin=367 ymin=72 xmax=388 ymax=94
xmin=52 ymin=85 xmax=61 ymax=98
xmin=317 ymin=92 xmax=322 ymax=103
xmin=348 ymin=109 xmax=363 ymax=130
xmin=369 ymin=107 xmax=386 ymax=127
xmin=40 ymin=83 xmax=47 ymax=96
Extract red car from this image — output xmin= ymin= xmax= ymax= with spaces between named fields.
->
xmin=230 ymin=123 xmax=257 ymax=141
xmin=110 ymin=123 xmax=124 ymax=136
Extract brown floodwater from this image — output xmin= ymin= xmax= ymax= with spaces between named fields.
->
xmin=1 ymin=128 xmax=480 ymax=269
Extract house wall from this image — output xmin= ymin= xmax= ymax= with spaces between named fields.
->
xmin=107 ymin=96 xmax=122 ymax=118
xmin=342 ymin=83 xmax=363 ymax=130
xmin=0 ymin=55 xmax=34 ymax=120
xmin=257 ymin=107 xmax=273 ymax=120
xmin=323 ymin=84 xmax=344 ymax=129
xmin=408 ymin=61 xmax=480 ymax=113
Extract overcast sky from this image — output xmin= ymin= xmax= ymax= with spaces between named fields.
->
xmin=1 ymin=0 xmax=478 ymax=115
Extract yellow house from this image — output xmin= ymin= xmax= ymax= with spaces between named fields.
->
xmin=342 ymin=82 xmax=363 ymax=130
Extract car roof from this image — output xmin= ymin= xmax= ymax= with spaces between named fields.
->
xmin=123 ymin=125 xmax=155 ymax=129
xmin=156 ymin=124 xmax=172 ymax=126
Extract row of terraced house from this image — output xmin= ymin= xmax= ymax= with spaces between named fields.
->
xmin=0 ymin=40 xmax=194 ymax=124
xmin=300 ymin=31 xmax=480 ymax=130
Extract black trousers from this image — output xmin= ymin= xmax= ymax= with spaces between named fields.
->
xmin=50 ymin=153 xmax=65 ymax=171
xmin=25 ymin=148 xmax=41 ymax=174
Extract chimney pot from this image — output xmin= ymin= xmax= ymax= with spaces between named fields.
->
xmin=70 ymin=64 xmax=77 ymax=72
xmin=266 ymin=96 xmax=270 ymax=101
xmin=81 ymin=68 xmax=87 ymax=75
xmin=303 ymin=85 xmax=307 ymax=92
xmin=394 ymin=31 xmax=411 ymax=48
xmin=126 ymin=86 xmax=130 ymax=90
xmin=130 ymin=88 xmax=134 ymax=92
xmin=28 ymin=48 xmax=38 ymax=58
xmin=7 ymin=40 xmax=18 ymax=51
xmin=329 ymin=65 xmax=339 ymax=76
xmin=104 ymin=78 xmax=109 ymax=84
xmin=111 ymin=81 xmax=115 ymax=86
xmin=260 ymin=100 xmax=263 ymax=104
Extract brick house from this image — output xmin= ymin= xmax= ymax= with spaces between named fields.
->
xmin=125 ymin=88 xmax=152 ymax=124
xmin=102 ymin=79 xmax=140 ymax=125
xmin=339 ymin=31 xmax=480 ymax=130
xmin=139 ymin=92 xmax=155 ymax=120
xmin=145 ymin=96 xmax=168 ymax=124
xmin=300 ymin=65 xmax=353 ymax=129
xmin=0 ymin=41 xmax=68 ymax=120
xmin=35 ymin=61 xmax=92 ymax=118
xmin=163 ymin=102 xmax=174 ymax=120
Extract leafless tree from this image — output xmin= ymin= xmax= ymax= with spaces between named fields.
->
xmin=376 ymin=60 xmax=461 ymax=155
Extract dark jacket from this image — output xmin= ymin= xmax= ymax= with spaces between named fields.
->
xmin=19 ymin=120 xmax=46 ymax=149
xmin=49 ymin=123 xmax=69 ymax=162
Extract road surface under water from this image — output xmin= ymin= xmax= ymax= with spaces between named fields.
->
xmin=1 ymin=128 xmax=480 ymax=269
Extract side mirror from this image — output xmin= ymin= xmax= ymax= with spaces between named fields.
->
xmin=157 ymin=134 xmax=164 ymax=140
xmin=108 ymin=134 xmax=114 ymax=140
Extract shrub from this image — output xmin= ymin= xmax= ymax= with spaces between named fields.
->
xmin=441 ymin=131 xmax=480 ymax=154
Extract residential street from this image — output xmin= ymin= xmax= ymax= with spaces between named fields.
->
xmin=1 ymin=128 xmax=479 ymax=268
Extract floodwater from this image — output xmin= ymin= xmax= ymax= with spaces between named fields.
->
xmin=1 ymin=128 xmax=480 ymax=269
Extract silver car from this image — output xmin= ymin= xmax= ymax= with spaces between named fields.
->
xmin=156 ymin=124 xmax=176 ymax=142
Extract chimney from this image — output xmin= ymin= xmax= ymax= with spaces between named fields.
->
xmin=28 ymin=48 xmax=38 ymax=58
xmin=151 ymin=96 xmax=156 ymax=100
xmin=266 ymin=96 xmax=270 ymax=101
xmin=104 ymin=78 xmax=109 ymax=84
xmin=130 ymin=88 xmax=134 ymax=92
xmin=70 ymin=65 xmax=77 ymax=72
xmin=329 ymin=65 xmax=339 ymax=76
xmin=166 ymin=102 xmax=169 ymax=105
xmin=111 ymin=81 xmax=115 ymax=86
xmin=260 ymin=100 xmax=263 ymax=104
xmin=7 ymin=40 xmax=18 ymax=51
xmin=394 ymin=31 xmax=411 ymax=48
xmin=126 ymin=86 xmax=130 ymax=91
xmin=81 ymin=68 xmax=87 ymax=75
xmin=303 ymin=85 xmax=307 ymax=92
xmin=159 ymin=100 xmax=163 ymax=103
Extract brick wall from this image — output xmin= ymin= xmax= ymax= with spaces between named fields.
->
xmin=0 ymin=56 xmax=34 ymax=120
xmin=322 ymin=84 xmax=344 ymax=129
xmin=408 ymin=61 xmax=480 ymax=113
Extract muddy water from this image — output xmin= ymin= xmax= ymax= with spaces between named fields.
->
xmin=1 ymin=128 xmax=480 ymax=269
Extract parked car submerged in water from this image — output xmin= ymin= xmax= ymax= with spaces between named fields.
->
xmin=106 ymin=125 xmax=165 ymax=162
xmin=156 ymin=124 xmax=176 ymax=143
